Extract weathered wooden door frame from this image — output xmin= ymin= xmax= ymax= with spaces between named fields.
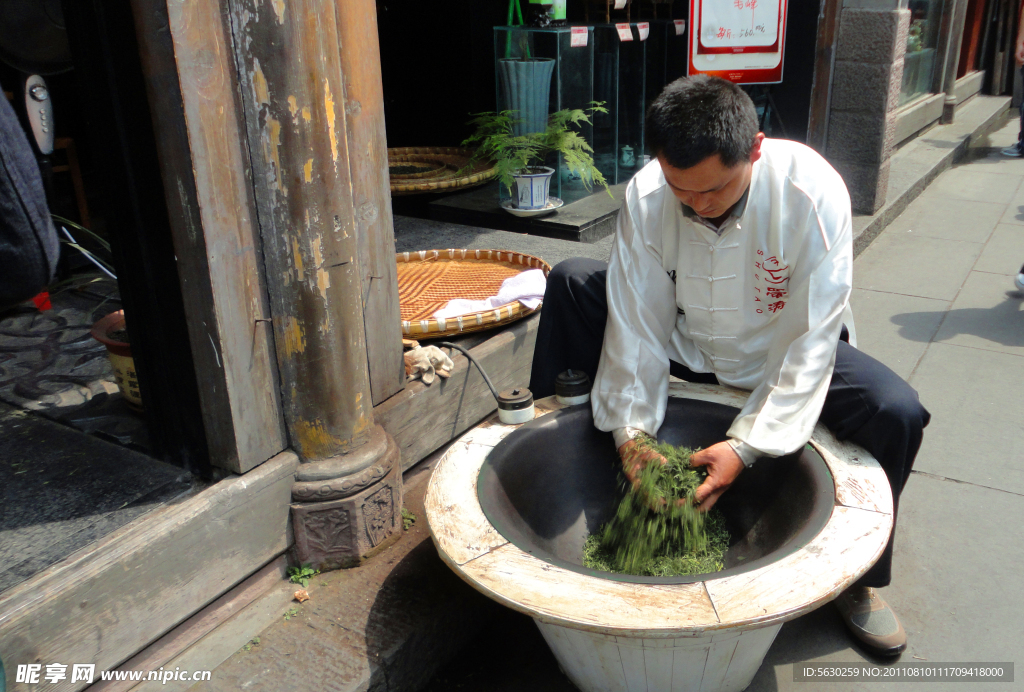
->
xmin=129 ymin=0 xmax=403 ymax=474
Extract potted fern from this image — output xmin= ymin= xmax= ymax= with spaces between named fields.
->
xmin=463 ymin=104 xmax=610 ymax=214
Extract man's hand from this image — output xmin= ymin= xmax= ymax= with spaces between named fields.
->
xmin=1017 ymin=40 xmax=1024 ymax=66
xmin=690 ymin=441 xmax=745 ymax=511
xmin=617 ymin=437 xmax=666 ymax=486
xmin=617 ymin=438 xmax=674 ymax=511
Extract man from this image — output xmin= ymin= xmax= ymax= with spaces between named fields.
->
xmin=530 ymin=75 xmax=929 ymax=657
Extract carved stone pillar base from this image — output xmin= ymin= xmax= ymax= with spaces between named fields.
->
xmin=290 ymin=426 xmax=403 ymax=570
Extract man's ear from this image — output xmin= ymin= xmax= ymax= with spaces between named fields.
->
xmin=749 ymin=132 xmax=766 ymax=164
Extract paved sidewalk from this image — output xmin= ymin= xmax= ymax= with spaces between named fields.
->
xmin=422 ymin=122 xmax=1024 ymax=692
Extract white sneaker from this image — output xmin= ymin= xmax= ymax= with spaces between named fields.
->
xmin=1001 ymin=145 xmax=1024 ymax=157
xmin=1015 ymin=265 xmax=1024 ymax=292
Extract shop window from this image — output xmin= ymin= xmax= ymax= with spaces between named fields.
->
xmin=900 ymin=0 xmax=942 ymax=105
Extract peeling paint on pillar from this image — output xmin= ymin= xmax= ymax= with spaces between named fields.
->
xmin=270 ymin=0 xmax=286 ymax=24
xmin=287 ymin=95 xmax=299 ymax=121
xmin=302 ymin=107 xmax=311 ymax=123
xmin=291 ymin=236 xmax=304 ymax=280
xmin=312 ymin=235 xmax=330 ymax=300
xmin=293 ymin=419 xmax=345 ymax=461
xmin=303 ymin=158 xmax=313 ymax=183
xmin=252 ymin=59 xmax=270 ymax=107
xmin=264 ymin=117 xmax=286 ymax=195
xmin=324 ymin=79 xmax=339 ymax=171
xmin=280 ymin=315 xmax=306 ymax=357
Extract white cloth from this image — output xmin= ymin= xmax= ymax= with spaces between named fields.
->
xmin=433 ymin=268 xmax=547 ymax=319
xmin=593 ymin=139 xmax=856 ymax=458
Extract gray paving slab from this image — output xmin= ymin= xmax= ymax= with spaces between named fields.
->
xmin=848 ymin=289 xmax=948 ymax=380
xmin=920 ymin=166 xmax=1022 ymax=205
xmin=882 ymin=196 xmax=1004 ymax=244
xmin=394 ymin=215 xmax=613 ymax=267
xmin=931 ymin=271 xmax=1024 ymax=356
xmin=750 ymin=473 xmax=1024 ymax=692
xmin=975 ymin=223 xmax=1024 ymax=275
xmin=908 ymin=342 xmax=1024 ymax=494
xmin=997 ymin=177 xmax=1024 ymax=225
xmin=852 ymin=232 xmax=983 ymax=301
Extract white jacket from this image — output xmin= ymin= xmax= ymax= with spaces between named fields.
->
xmin=592 ymin=138 xmax=855 ymax=458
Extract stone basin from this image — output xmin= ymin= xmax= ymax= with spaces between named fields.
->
xmin=478 ymin=396 xmax=835 ymax=585
xmin=426 ymin=382 xmax=894 ymax=692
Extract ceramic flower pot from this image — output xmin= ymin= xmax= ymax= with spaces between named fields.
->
xmin=511 ymin=166 xmax=555 ymax=210
xmin=90 ymin=310 xmax=143 ymax=410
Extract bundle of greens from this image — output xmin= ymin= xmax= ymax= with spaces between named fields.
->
xmin=582 ymin=440 xmax=731 ymax=577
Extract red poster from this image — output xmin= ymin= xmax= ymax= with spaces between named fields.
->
xmin=688 ymin=0 xmax=787 ymax=84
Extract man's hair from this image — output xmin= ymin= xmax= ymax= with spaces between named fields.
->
xmin=646 ymin=75 xmax=759 ymax=170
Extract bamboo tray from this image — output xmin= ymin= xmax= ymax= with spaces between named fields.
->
xmin=388 ymin=147 xmax=496 ymax=196
xmin=397 ymin=249 xmax=551 ymax=338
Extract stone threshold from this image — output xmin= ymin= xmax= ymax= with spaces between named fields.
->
xmin=852 ymin=94 xmax=1012 ymax=257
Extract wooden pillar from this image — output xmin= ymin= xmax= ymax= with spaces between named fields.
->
xmin=335 ymin=0 xmax=405 ymax=407
xmin=226 ymin=0 xmax=402 ymax=568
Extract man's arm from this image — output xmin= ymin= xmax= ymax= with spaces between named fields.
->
xmin=592 ymin=188 xmax=678 ymax=440
xmin=727 ymin=196 xmax=853 ymax=457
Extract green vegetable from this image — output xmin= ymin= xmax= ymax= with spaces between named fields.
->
xmin=582 ymin=440 xmax=731 ymax=577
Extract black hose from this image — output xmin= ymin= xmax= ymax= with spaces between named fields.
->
xmin=437 ymin=341 xmax=501 ymax=402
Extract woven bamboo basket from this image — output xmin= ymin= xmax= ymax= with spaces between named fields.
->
xmin=388 ymin=147 xmax=496 ymax=196
xmin=397 ymin=249 xmax=551 ymax=338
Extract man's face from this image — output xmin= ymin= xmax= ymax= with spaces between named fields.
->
xmin=657 ymin=133 xmax=764 ymax=220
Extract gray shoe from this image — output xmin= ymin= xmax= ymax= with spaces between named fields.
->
xmin=1001 ymin=145 xmax=1023 ymax=157
xmin=1015 ymin=265 xmax=1024 ymax=292
xmin=835 ymin=586 xmax=907 ymax=656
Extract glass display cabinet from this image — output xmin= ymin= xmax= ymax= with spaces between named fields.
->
xmin=493 ymin=26 xmax=597 ymax=204
xmin=492 ymin=21 xmax=682 ymax=197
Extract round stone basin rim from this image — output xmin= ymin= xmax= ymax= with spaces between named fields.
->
xmin=424 ymin=382 xmax=895 ymax=636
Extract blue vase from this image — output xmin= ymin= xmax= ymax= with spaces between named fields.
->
xmin=498 ymin=58 xmax=556 ymax=136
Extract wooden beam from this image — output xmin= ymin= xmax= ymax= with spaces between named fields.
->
xmin=376 ymin=314 xmax=540 ymax=471
xmin=335 ymin=0 xmax=405 ymax=406
xmin=130 ymin=0 xmax=288 ymax=473
xmin=0 ymin=452 xmax=298 ymax=692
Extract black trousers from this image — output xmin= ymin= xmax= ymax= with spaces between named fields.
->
xmin=530 ymin=258 xmax=931 ymax=588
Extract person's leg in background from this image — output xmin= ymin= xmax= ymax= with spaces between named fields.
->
xmin=530 ymin=258 xmax=610 ymax=399
xmin=818 ymin=341 xmax=931 ymax=656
